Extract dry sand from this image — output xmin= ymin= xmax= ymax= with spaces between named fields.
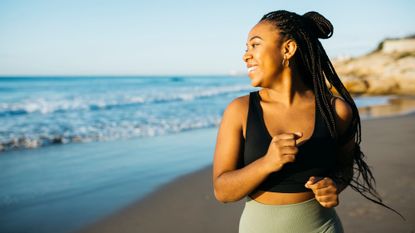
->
xmin=78 ymin=113 xmax=415 ymax=233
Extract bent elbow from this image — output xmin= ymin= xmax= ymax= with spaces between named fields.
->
xmin=214 ymin=186 xmax=243 ymax=203
xmin=213 ymin=174 xmax=243 ymax=203
xmin=214 ymin=187 xmax=229 ymax=203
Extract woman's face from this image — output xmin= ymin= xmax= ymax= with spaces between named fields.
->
xmin=243 ymin=21 xmax=284 ymax=87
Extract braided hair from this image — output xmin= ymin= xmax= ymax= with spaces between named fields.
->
xmin=259 ymin=10 xmax=403 ymax=219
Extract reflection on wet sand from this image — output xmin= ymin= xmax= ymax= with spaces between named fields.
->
xmin=358 ymin=95 xmax=415 ymax=119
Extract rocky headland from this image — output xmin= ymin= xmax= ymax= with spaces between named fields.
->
xmin=333 ymin=35 xmax=415 ymax=95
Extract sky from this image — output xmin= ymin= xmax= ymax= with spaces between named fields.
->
xmin=0 ymin=0 xmax=414 ymax=76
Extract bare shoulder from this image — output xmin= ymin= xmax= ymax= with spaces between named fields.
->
xmin=213 ymin=94 xmax=250 ymax=176
xmin=222 ymin=94 xmax=249 ymax=121
xmin=218 ymin=94 xmax=250 ymax=140
xmin=331 ymin=96 xmax=353 ymax=135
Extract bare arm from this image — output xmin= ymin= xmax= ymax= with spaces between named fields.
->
xmin=212 ymin=97 xmax=301 ymax=203
xmin=212 ymin=97 xmax=271 ymax=203
xmin=332 ymin=96 xmax=355 ymax=194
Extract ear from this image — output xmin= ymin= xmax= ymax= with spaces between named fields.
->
xmin=281 ymin=39 xmax=297 ymax=59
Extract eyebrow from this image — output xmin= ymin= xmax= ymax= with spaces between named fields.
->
xmin=246 ymin=36 xmax=263 ymax=45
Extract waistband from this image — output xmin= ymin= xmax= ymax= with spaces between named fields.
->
xmin=246 ymin=195 xmax=318 ymax=208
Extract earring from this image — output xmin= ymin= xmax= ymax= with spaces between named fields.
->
xmin=282 ymin=57 xmax=289 ymax=67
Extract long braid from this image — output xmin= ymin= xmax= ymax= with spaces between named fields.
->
xmin=317 ymin=36 xmax=404 ymax=218
xmin=260 ymin=10 xmax=404 ymax=219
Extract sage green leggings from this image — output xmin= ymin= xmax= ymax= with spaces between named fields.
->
xmin=239 ymin=196 xmax=344 ymax=233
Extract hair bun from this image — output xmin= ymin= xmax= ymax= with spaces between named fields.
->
xmin=302 ymin=11 xmax=333 ymax=39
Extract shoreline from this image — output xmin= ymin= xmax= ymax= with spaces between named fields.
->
xmin=78 ymin=112 xmax=415 ymax=233
xmin=0 ymin=127 xmax=217 ymax=233
xmin=358 ymin=94 xmax=415 ymax=120
xmin=2 ymin=94 xmax=415 ymax=153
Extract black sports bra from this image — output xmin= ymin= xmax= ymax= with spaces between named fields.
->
xmin=243 ymin=91 xmax=337 ymax=193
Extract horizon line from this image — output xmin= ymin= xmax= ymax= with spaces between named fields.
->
xmin=0 ymin=74 xmax=248 ymax=78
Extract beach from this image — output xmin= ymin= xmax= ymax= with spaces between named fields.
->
xmin=78 ymin=113 xmax=415 ymax=233
xmin=1 ymin=77 xmax=415 ymax=233
xmin=0 ymin=127 xmax=218 ymax=233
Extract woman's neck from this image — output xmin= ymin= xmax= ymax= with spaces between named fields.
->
xmin=263 ymin=68 xmax=313 ymax=107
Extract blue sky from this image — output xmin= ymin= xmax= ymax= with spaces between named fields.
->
xmin=0 ymin=0 xmax=414 ymax=76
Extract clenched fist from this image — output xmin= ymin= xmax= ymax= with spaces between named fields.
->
xmin=263 ymin=132 xmax=303 ymax=172
xmin=305 ymin=176 xmax=339 ymax=208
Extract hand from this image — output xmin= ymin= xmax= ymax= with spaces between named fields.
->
xmin=305 ymin=176 xmax=339 ymax=208
xmin=263 ymin=132 xmax=303 ymax=172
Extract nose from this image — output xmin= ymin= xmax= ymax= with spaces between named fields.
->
xmin=243 ymin=51 xmax=252 ymax=63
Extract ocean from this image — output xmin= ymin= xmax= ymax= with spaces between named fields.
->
xmin=0 ymin=76 xmax=253 ymax=152
xmin=0 ymin=76 xmax=392 ymax=152
xmin=0 ymin=76 xmax=395 ymax=233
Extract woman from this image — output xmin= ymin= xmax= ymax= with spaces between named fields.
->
xmin=212 ymin=10 xmax=395 ymax=233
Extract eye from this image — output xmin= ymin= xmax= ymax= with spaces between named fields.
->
xmin=244 ymin=43 xmax=260 ymax=52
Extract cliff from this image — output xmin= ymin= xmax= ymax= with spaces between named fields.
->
xmin=332 ymin=35 xmax=415 ymax=95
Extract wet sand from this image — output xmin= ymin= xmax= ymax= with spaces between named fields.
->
xmin=78 ymin=112 xmax=415 ymax=233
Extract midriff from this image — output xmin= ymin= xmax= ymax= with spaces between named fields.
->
xmin=249 ymin=190 xmax=315 ymax=205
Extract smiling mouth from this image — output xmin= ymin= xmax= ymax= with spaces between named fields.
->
xmin=247 ymin=66 xmax=258 ymax=72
